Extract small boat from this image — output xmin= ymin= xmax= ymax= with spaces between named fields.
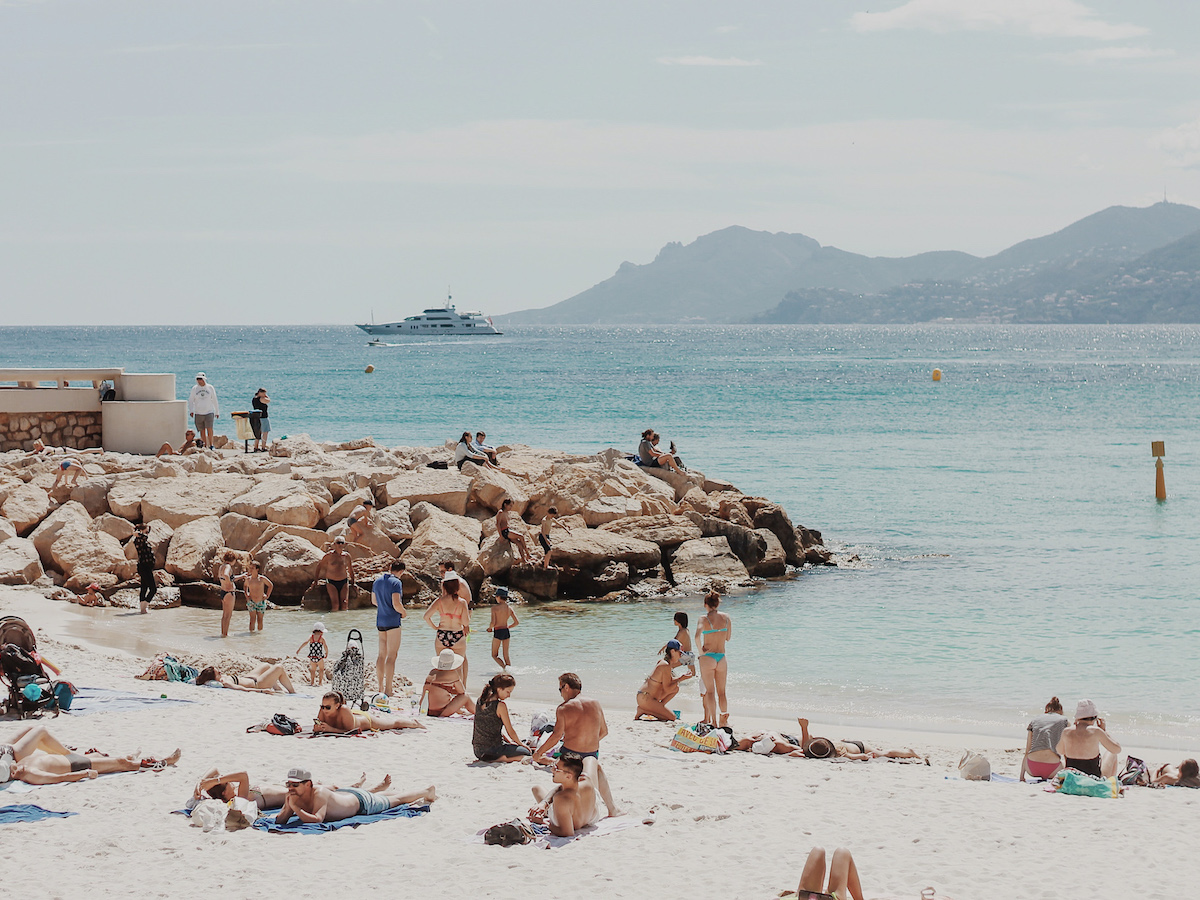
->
xmin=356 ymin=293 xmax=502 ymax=336
xmin=366 ymin=340 xmax=397 ymax=347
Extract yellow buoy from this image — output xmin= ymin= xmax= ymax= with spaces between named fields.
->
xmin=931 ymin=368 xmax=942 ymax=381
xmin=364 ymin=365 xmax=375 ymax=374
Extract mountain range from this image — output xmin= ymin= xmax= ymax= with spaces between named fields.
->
xmin=501 ymin=202 xmax=1200 ymax=324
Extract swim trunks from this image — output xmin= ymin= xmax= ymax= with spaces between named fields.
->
xmin=67 ymin=753 xmax=92 ymax=773
xmin=193 ymin=412 xmax=214 ymax=430
xmin=327 ymin=578 xmax=348 ymax=591
xmin=493 ymin=627 xmax=511 ymax=641
xmin=500 ymin=528 xmax=512 ymax=541
xmin=437 ymin=629 xmax=465 ymax=648
xmin=559 ymin=747 xmax=599 ymax=761
xmin=538 ymin=533 xmax=551 ymax=552
xmin=60 ymin=460 xmax=71 ymax=471
xmin=247 ymin=599 xmax=268 ymax=613
xmin=335 ymin=787 xmax=392 ymax=816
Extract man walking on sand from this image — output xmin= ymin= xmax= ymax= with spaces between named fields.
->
xmin=188 ymin=373 xmax=219 ymax=449
xmin=532 ymin=672 xmax=622 ymax=817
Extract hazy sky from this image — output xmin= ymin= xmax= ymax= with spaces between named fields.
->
xmin=3 ymin=0 xmax=1200 ymax=324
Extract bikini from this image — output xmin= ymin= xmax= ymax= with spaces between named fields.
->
xmin=438 ymin=629 xmax=465 ymax=648
xmin=700 ymin=625 xmax=728 ymax=662
xmin=232 ymin=675 xmax=259 ymax=687
xmin=1065 ymin=755 xmax=1103 ymax=778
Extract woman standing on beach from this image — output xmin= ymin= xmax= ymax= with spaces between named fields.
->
xmin=1020 ymin=696 xmax=1069 ymax=782
xmin=217 ymin=551 xmax=238 ymax=638
xmin=695 ymin=591 xmax=731 ymax=726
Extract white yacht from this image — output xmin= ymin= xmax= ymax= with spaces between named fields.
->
xmin=356 ymin=295 xmax=502 ymax=336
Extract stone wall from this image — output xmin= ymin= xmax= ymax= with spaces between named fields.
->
xmin=0 ymin=411 xmax=103 ymax=452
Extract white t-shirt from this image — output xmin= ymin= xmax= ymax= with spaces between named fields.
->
xmin=188 ymin=383 xmax=219 ymax=416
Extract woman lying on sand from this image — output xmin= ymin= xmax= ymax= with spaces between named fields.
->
xmin=313 ymin=690 xmax=425 ymax=733
xmin=729 ymin=718 xmax=923 ymax=762
xmin=795 ymin=846 xmax=866 ymax=900
xmin=188 ymin=767 xmax=394 ymax=811
xmin=195 ymin=662 xmax=296 ymax=693
xmin=1152 ymin=759 xmax=1200 ymax=788
xmin=1 ymin=725 xmax=181 ymax=786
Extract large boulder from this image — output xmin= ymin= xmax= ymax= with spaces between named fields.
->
xmin=548 ymin=528 xmax=661 ymax=570
xmin=248 ymin=524 xmax=332 ymax=557
xmin=48 ymin=523 xmax=126 ymax=579
xmin=401 ymin=506 xmax=484 ymax=584
xmin=30 ymin=501 xmax=94 ymax=566
xmin=140 ymin=473 xmax=255 ymax=529
xmin=598 ymin=514 xmax=702 ymax=548
xmin=639 ymin=466 xmax=706 ymax=502
xmin=376 ymin=501 xmax=414 ymax=541
xmin=106 ymin=477 xmax=151 ymax=520
xmin=752 ymin=503 xmax=804 ymax=567
xmin=255 ymin=533 xmax=324 ymax=598
xmin=526 ymin=459 xmax=676 ymax=524
xmin=95 ymin=513 xmax=136 ymax=543
xmin=751 ymin=528 xmax=787 ymax=577
xmin=669 ymin=536 xmax=749 ymax=580
xmin=265 ymin=491 xmax=323 ymax=528
xmin=123 ymin=519 xmax=173 ymax=569
xmin=463 ymin=462 xmax=529 ymax=515
xmin=225 ymin=477 xmax=303 ymax=519
xmin=2 ymin=483 xmax=50 ymax=535
xmin=476 ymin=533 xmax=518 ymax=578
xmin=323 ymin=488 xmax=374 ymax=526
xmin=70 ymin=477 xmax=112 ymax=517
xmin=219 ymin=512 xmax=272 ymax=552
xmin=507 ymin=565 xmax=559 ymax=599
xmin=165 ymin=515 xmax=224 ymax=581
xmin=0 ymin=537 xmax=44 ymax=584
xmin=684 ymin=513 xmax=769 ymax=572
xmin=382 ymin=469 xmax=471 ymax=516
xmin=0 ymin=517 xmax=17 ymax=544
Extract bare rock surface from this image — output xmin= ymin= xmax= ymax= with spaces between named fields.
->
xmin=598 ymin=514 xmax=702 ymax=547
xmin=3 ymin=483 xmax=50 ymax=535
xmin=255 ymin=532 xmax=324 ymax=597
xmin=49 ymin=522 xmax=126 ymax=579
xmin=382 ymin=469 xmax=472 ymax=516
xmin=165 ymin=515 xmax=224 ymax=581
xmin=141 ymin=473 xmax=255 ymax=529
xmin=549 ymin=528 xmax=661 ymax=570
xmin=0 ymin=537 xmax=43 ymax=584
xmin=669 ymin=536 xmax=750 ymax=580
xmin=30 ymin=501 xmax=94 ymax=565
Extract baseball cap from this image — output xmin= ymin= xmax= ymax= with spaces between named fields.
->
xmin=666 ymin=639 xmax=682 ymax=652
xmin=196 ymin=372 xmax=206 ymax=379
xmin=334 ymin=535 xmax=346 ymax=543
xmin=286 ymin=766 xmax=312 ymax=783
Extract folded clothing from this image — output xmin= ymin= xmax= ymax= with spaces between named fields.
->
xmin=0 ymin=804 xmax=77 ymax=824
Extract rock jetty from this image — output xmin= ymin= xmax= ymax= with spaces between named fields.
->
xmin=0 ymin=436 xmax=829 ymax=608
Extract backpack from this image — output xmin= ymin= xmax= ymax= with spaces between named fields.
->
xmin=265 ymin=713 xmax=300 ymax=736
xmin=52 ymin=681 xmax=77 ymax=711
xmin=331 ymin=628 xmax=366 ymax=707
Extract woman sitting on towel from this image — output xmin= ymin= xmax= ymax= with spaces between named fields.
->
xmin=195 ymin=662 xmax=296 ymax=694
xmin=420 ymin=650 xmax=476 ymax=717
xmin=1020 ymin=696 xmax=1069 ymax=782
xmin=313 ymin=690 xmax=425 ymax=733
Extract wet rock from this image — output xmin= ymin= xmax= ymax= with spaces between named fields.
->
xmin=752 ymin=503 xmax=806 ymax=567
xmin=750 ymin=528 xmax=787 ymax=577
xmin=507 ymin=564 xmax=559 ymax=598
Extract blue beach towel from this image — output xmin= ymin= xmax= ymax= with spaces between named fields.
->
xmin=253 ymin=803 xmax=430 ymax=834
xmin=0 ymin=804 xmax=77 ymax=824
xmin=68 ymin=687 xmax=197 ymax=716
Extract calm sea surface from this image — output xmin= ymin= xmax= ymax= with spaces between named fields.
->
xmin=3 ymin=325 xmax=1198 ymax=747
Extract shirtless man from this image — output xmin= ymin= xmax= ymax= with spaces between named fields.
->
xmin=495 ymin=498 xmax=532 ymax=564
xmin=1056 ymin=699 xmax=1121 ymax=778
xmin=241 ymin=561 xmax=273 ymax=633
xmin=0 ymin=725 xmax=180 ymax=786
xmin=634 ymin=640 xmax=692 ymax=721
xmin=311 ymin=536 xmax=356 ymax=611
xmin=190 ymin=767 xmax=393 ymax=812
xmin=275 ymin=766 xmax=436 ymax=825
xmin=528 ymin=756 xmax=605 ymax=837
xmin=345 ymin=498 xmax=375 ymax=544
xmin=533 ymin=673 xmax=621 ymax=817
xmin=51 ymin=457 xmax=86 ymax=491
xmin=423 ymin=572 xmax=472 ymax=684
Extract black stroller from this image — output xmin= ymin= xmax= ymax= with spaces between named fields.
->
xmin=0 ymin=616 xmax=59 ymax=718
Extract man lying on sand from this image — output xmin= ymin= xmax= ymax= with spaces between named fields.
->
xmin=0 ymin=725 xmax=181 ymax=786
xmin=190 ymin=767 xmax=393 ymax=811
xmin=528 ymin=756 xmax=605 ymax=838
xmin=533 ymin=672 xmax=622 ymax=817
xmin=275 ymin=766 xmax=436 ymax=824
xmin=728 ymin=718 xmax=923 ymax=762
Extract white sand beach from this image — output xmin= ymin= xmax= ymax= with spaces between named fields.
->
xmin=3 ymin=586 xmax=1198 ymax=900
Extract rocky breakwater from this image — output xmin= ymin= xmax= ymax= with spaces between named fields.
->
xmin=0 ymin=437 xmax=830 ymax=609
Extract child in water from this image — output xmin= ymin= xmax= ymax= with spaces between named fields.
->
xmin=295 ymin=623 xmax=329 ymax=685
xmin=487 ymin=588 xmax=520 ymax=670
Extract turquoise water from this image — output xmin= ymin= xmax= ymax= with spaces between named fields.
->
xmin=4 ymin=325 xmax=1199 ymax=746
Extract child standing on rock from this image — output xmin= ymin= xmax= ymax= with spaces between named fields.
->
xmin=487 ymin=588 xmax=520 ymax=670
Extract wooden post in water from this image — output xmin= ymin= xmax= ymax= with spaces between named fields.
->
xmin=1152 ymin=441 xmax=1166 ymax=501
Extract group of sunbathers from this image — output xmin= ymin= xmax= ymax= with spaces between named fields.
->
xmin=0 ymin=724 xmax=180 ymax=786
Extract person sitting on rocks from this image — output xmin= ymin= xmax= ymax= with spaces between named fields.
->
xmin=196 ymin=662 xmax=296 ymax=693
xmin=74 ymin=582 xmax=105 ymax=607
xmin=637 ymin=429 xmax=684 ymax=474
xmin=473 ymin=431 xmax=500 ymax=466
xmin=156 ymin=430 xmax=203 ymax=457
xmin=496 ymin=498 xmax=532 ymax=564
xmin=455 ymin=431 xmax=494 ymax=470
xmin=275 ymin=766 xmax=436 ymax=825
xmin=634 ymin=640 xmax=692 ymax=722
xmin=0 ymin=724 xmax=181 ymax=786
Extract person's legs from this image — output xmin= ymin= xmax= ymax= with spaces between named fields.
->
xmin=10 ymin=725 xmax=70 ymax=759
xmin=307 ymin=660 xmax=319 ymax=686
xmin=827 ymin=847 xmax=863 ymax=900
xmin=714 ymin=658 xmax=729 ymax=724
xmin=870 ymin=747 xmax=921 ymax=760
xmin=325 ymin=581 xmax=339 ymax=610
xmin=1101 ymin=747 xmax=1119 ymax=778
xmin=634 ymin=692 xmax=677 ymax=722
xmin=699 ymin=656 xmax=718 ymax=724
xmin=500 ymin=638 xmax=511 ymax=668
xmin=593 ymin=762 xmax=622 ymax=817
xmin=434 ymin=693 xmax=473 ymax=717
xmin=455 ymin=646 xmax=469 ymax=686
xmin=88 ymin=754 xmax=141 ymax=774
xmin=491 ymin=637 xmax=504 ymax=669
xmin=797 ymin=847 xmax=828 ymax=894
xmin=382 ymin=629 xmax=401 ymax=696
xmin=382 ymin=784 xmax=437 ymax=807
xmin=220 ymin=593 xmax=234 ymax=637
xmin=253 ymin=663 xmax=295 ymax=693
xmin=376 ymin=632 xmax=390 ymax=693
xmin=337 ymin=581 xmax=350 ymax=611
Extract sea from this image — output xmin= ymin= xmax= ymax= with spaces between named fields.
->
xmin=3 ymin=324 xmax=1198 ymax=748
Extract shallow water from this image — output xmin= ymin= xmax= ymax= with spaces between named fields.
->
xmin=5 ymin=324 xmax=1199 ymax=747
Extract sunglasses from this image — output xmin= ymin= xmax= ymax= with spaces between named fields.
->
xmin=285 ymin=780 xmax=309 ymax=788
xmin=320 ymin=704 xmax=334 ymax=710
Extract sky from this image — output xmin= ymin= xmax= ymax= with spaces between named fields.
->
xmin=3 ymin=0 xmax=1200 ymax=324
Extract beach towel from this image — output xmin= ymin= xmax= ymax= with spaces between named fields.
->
xmin=472 ymin=815 xmax=640 ymax=849
xmin=252 ymin=803 xmax=430 ymax=834
xmin=68 ymin=687 xmax=197 ymax=717
xmin=0 ymin=804 xmax=77 ymax=824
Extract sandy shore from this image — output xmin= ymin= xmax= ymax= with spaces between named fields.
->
xmin=3 ymin=586 xmax=1199 ymax=900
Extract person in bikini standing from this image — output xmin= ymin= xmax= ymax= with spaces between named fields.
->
xmin=217 ymin=550 xmax=239 ymax=637
xmin=695 ymin=590 xmax=731 ymax=727
xmin=423 ymin=572 xmax=472 ymax=685
xmin=532 ymin=673 xmax=622 ymax=818
xmin=310 ymin=536 xmax=356 ymax=611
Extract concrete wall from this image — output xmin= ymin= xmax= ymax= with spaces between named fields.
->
xmin=102 ymin=400 xmax=188 ymax=455
xmin=0 ymin=411 xmax=103 ymax=451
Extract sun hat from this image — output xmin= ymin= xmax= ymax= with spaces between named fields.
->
xmin=804 ymin=737 xmax=835 ymax=759
xmin=1075 ymin=699 xmax=1099 ymax=720
xmin=286 ymin=766 xmax=312 ymax=783
xmin=494 ymin=586 xmax=509 ymax=598
xmin=433 ymin=649 xmax=464 ymax=670
xmin=334 ymin=535 xmax=346 ymax=543
xmin=312 ymin=622 xmax=327 ymax=633
xmin=666 ymin=639 xmax=682 ymax=653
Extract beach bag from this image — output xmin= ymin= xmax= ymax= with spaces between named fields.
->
xmin=1057 ymin=770 xmax=1121 ymax=798
xmin=958 ymin=751 xmax=991 ymax=781
xmin=483 ymin=818 xmax=535 ymax=846
xmin=670 ymin=724 xmax=723 ymax=754
xmin=51 ymin=680 xmax=77 ymax=711
xmin=331 ymin=628 xmax=366 ymax=706
xmin=1118 ymin=755 xmax=1150 ymax=787
xmin=265 ymin=713 xmax=300 ymax=736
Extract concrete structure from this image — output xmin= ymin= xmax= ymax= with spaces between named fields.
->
xmin=0 ymin=368 xmax=187 ymax=455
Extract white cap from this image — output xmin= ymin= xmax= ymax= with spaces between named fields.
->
xmin=751 ymin=735 xmax=775 ymax=755
xmin=196 ymin=372 xmax=206 ymax=379
xmin=312 ymin=622 xmax=327 ymax=632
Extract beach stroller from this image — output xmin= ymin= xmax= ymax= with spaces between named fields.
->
xmin=330 ymin=628 xmax=366 ymax=710
xmin=0 ymin=616 xmax=57 ymax=719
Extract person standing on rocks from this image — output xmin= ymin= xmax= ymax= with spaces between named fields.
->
xmin=241 ymin=561 xmax=273 ymax=633
xmin=251 ymin=387 xmax=270 ymax=452
xmin=371 ymin=560 xmax=406 ymax=697
xmin=495 ymin=498 xmax=532 ymax=565
xmin=133 ymin=524 xmax=156 ymax=615
xmin=538 ymin=506 xmax=570 ymax=570
xmin=311 ymin=536 xmax=356 ymax=612
xmin=187 ymin=373 xmax=220 ymax=450
xmin=345 ymin=498 xmax=375 ymax=544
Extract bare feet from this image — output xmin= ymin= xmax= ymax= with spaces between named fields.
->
xmin=162 ymin=748 xmax=183 ymax=767
xmin=375 ymin=774 xmax=393 ymax=792
xmin=423 ymin=785 xmax=437 ymax=804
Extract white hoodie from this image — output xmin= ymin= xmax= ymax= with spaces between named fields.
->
xmin=188 ymin=381 xmax=219 ymax=416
